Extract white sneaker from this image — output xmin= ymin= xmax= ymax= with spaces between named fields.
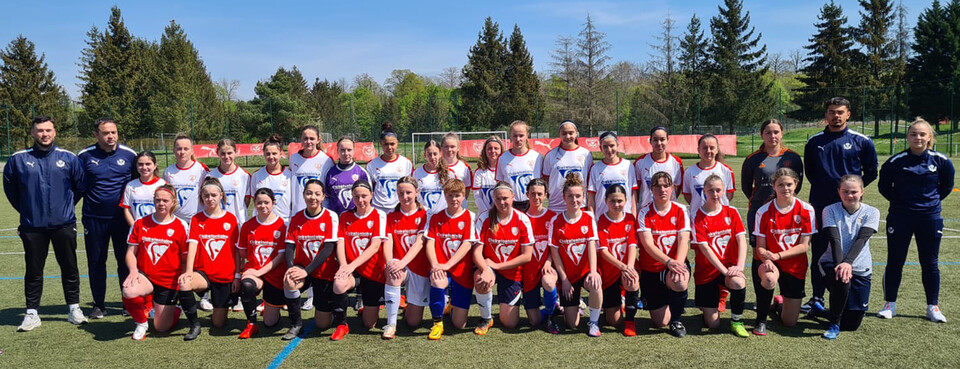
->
xmin=927 ymin=305 xmax=947 ymax=323
xmin=199 ymin=298 xmax=214 ymax=312
xmin=68 ymin=307 xmax=88 ymax=325
xmin=877 ymin=301 xmax=897 ymax=319
xmin=302 ymin=297 xmax=315 ymax=311
xmin=17 ymin=313 xmax=41 ymax=332
xmin=232 ymin=300 xmax=244 ymax=312
xmin=132 ymin=322 xmax=148 ymax=340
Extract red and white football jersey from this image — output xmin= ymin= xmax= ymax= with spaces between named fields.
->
xmin=637 ymin=201 xmax=691 ymax=273
xmin=682 ymin=161 xmax=736 ymax=217
xmin=549 ymin=210 xmax=600 ymax=283
xmin=286 ymin=208 xmax=341 ymax=280
xmin=339 ymin=208 xmax=388 ymax=283
xmin=188 ymin=211 xmax=240 ymax=284
xmin=522 ymin=209 xmax=555 ymax=292
xmin=753 ymin=198 xmax=816 ymax=280
xmin=634 ymin=153 xmax=683 ymax=209
xmin=597 ymin=212 xmax=639 ymax=288
xmin=239 ymin=216 xmax=287 ymax=288
xmin=692 ymin=205 xmax=746 ymax=284
xmin=477 ymin=209 xmax=535 ymax=282
xmin=127 ymin=215 xmax=190 ymax=289
xmin=424 ymin=209 xmax=478 ymax=288
xmin=386 ymin=208 xmax=429 ymax=277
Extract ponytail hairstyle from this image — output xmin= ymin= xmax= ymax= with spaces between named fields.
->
xmin=263 ymin=134 xmax=283 ymax=152
xmin=757 ymin=119 xmax=784 ymax=152
xmin=441 ymin=132 xmax=465 ymax=163
xmin=476 ymin=135 xmax=504 ymax=171
xmin=380 ymin=121 xmax=398 ymax=142
xmin=136 ymin=150 xmax=160 ymax=179
xmin=423 ymin=140 xmax=450 ymax=184
xmin=200 ymin=176 xmax=226 ymax=208
xmin=508 ymin=120 xmax=532 ymax=150
xmin=155 ymin=184 xmax=179 ymax=213
xmin=394 ymin=176 xmax=423 ymax=212
xmin=603 ymin=183 xmax=628 ymax=201
xmin=697 ymin=133 xmax=725 ymax=164
xmin=173 ymin=133 xmax=195 ymax=161
xmin=561 ymin=172 xmax=584 ymax=196
xmin=488 ymin=181 xmax=515 ymax=235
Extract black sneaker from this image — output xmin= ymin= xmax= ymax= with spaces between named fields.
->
xmin=281 ymin=324 xmax=303 ymax=341
xmin=800 ymin=297 xmax=823 ymax=314
xmin=668 ymin=321 xmax=686 ymax=338
xmin=88 ymin=306 xmax=105 ymax=320
xmin=544 ymin=318 xmax=561 ymax=335
xmin=183 ymin=323 xmax=202 ymax=341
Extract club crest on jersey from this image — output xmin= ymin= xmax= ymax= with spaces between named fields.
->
xmin=580 ymin=225 xmax=588 ymax=234
xmin=56 ymin=160 xmax=65 ymax=168
xmin=205 ymin=239 xmax=226 ymax=260
xmin=166 ymin=229 xmax=174 ymax=237
xmin=670 ymin=216 xmax=677 ymax=225
xmin=929 ymin=164 xmax=937 ymax=172
xmin=315 ymin=163 xmax=322 ymax=170
xmin=224 ymin=222 xmax=231 ymax=231
xmin=843 ymin=142 xmax=852 ymax=150
xmin=189 ymin=175 xmax=196 ymax=182
xmin=724 ymin=217 xmax=731 ymax=225
xmin=367 ymin=220 xmax=374 ymax=229
xmin=352 ymin=174 xmax=360 ymax=181
xmin=794 ymin=215 xmax=801 ymax=224
xmin=233 ymin=179 xmax=240 ymax=187
xmin=274 ymin=230 xmax=281 ymax=239
xmin=415 ymin=217 xmax=421 ymax=225
xmin=568 ymin=243 xmax=586 ymax=265
xmin=888 ymin=226 xmax=894 ymax=234
xmin=117 ymin=159 xmax=126 ymax=166
xmin=147 ymin=242 xmax=169 ymax=265
xmin=511 ymin=227 xmax=519 ymax=236
xmin=458 ymin=221 xmax=465 ymax=230
xmin=320 ymin=223 xmax=326 ymax=232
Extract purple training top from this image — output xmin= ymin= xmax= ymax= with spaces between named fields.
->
xmin=325 ymin=163 xmax=370 ymax=214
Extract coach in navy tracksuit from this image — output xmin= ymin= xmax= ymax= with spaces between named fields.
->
xmin=78 ymin=118 xmax=137 ymax=319
xmin=803 ymin=97 xmax=878 ymax=314
xmin=877 ymin=119 xmax=954 ymax=322
xmin=3 ymin=116 xmax=88 ymax=331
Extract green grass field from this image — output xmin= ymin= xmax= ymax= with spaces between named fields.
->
xmin=1 ymin=156 xmax=959 ymax=368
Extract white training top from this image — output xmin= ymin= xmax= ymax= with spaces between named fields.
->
xmin=819 ymin=202 xmax=881 ymax=276
xmin=414 ymin=165 xmax=450 ymax=215
xmin=289 ymin=150 xmax=335 ymax=213
xmin=120 ymin=177 xmax=167 ymax=222
xmin=634 ymin=153 xmax=684 ymax=210
xmin=542 ymin=146 xmax=593 ymax=212
xmin=366 ymin=155 xmax=414 ymax=213
xmin=163 ymin=161 xmax=208 ymax=221
xmin=682 ymin=161 xmax=736 ymax=218
xmin=472 ymin=168 xmax=497 ymax=214
xmin=587 ymin=157 xmax=637 ymax=216
xmin=249 ymin=166 xmax=293 ymax=223
xmin=447 ymin=159 xmax=473 ymax=189
xmin=206 ymin=165 xmax=251 ymax=224
xmin=495 ymin=149 xmax=542 ymax=202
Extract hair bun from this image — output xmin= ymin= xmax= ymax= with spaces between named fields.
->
xmin=381 ymin=121 xmax=394 ymax=132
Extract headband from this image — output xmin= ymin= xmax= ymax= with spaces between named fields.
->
xmin=650 ymin=125 xmax=668 ymax=136
xmin=493 ymin=183 xmax=514 ymax=193
xmin=157 ymin=187 xmax=175 ymax=197
xmin=380 ymin=130 xmax=398 ymax=140
xmin=353 ymin=181 xmax=372 ymax=192
xmin=599 ymin=131 xmax=618 ymax=142
xmin=559 ymin=120 xmax=577 ymax=131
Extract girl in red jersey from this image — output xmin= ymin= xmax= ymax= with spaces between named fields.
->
xmin=522 ymin=178 xmax=560 ymax=333
xmin=692 ymin=174 xmax=749 ymax=337
xmin=549 ymin=173 xmax=603 ymax=337
xmin=637 ymin=171 xmax=692 ymax=338
xmin=424 ymin=179 xmax=478 ymax=340
xmin=121 ymin=184 xmax=197 ymax=341
xmin=751 ymin=167 xmax=815 ymax=335
xmin=281 ymin=179 xmax=339 ymax=341
xmin=330 ymin=180 xmax=387 ymax=340
xmin=236 ymin=188 xmax=288 ymax=339
xmin=382 ymin=176 xmax=429 ymax=339
xmin=474 ymin=181 xmax=535 ymax=334
xmin=596 ymin=184 xmax=641 ymax=336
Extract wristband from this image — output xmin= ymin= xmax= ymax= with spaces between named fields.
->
xmin=234 ymin=273 xmax=242 ymax=279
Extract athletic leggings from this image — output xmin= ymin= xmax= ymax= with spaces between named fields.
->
xmin=883 ymin=212 xmax=943 ymax=305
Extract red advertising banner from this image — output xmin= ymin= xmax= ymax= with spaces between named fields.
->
xmin=286 ymin=142 xmax=380 ymax=162
xmin=193 ymin=143 xmax=267 ymax=159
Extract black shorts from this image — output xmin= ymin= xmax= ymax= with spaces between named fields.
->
xmin=522 ymin=288 xmax=542 ymax=310
xmin=751 ymin=262 xmax=805 ymax=299
xmin=358 ymin=276 xmax=385 ymax=307
xmin=313 ymin=278 xmax=335 ymax=312
xmin=695 ymin=275 xmax=727 ymax=308
xmin=640 ymin=264 xmax=690 ymax=311
xmin=195 ymin=270 xmax=234 ymax=309
xmin=602 ymin=280 xmax=623 ymax=309
xmin=262 ymin=281 xmax=286 ymax=307
xmin=151 ymin=283 xmax=180 ymax=306
xmin=495 ymin=272 xmax=523 ymax=306
xmin=559 ymin=278 xmax=585 ymax=307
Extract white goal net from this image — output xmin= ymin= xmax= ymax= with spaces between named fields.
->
xmin=410 ymin=131 xmax=507 ymax=165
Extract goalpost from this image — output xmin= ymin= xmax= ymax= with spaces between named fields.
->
xmin=411 ymin=131 xmax=507 ymax=165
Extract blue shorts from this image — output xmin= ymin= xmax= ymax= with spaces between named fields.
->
xmin=495 ymin=272 xmax=523 ymax=306
xmin=522 ymin=288 xmax=543 ymax=310
xmin=846 ymin=274 xmax=871 ymax=312
xmin=449 ymin=277 xmax=473 ymax=310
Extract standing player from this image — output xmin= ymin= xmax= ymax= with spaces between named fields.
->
xmin=207 ymin=138 xmax=250 ymax=224
xmin=549 ymin=173 xmax=603 ymax=337
xmin=588 ymin=131 xmax=637 ymax=216
xmin=803 ymin=97 xmax=877 ymax=314
xmin=542 ymin=120 xmax=593 ymax=213
xmin=367 ymin=122 xmax=414 ymax=213
xmin=496 ymin=120 xmax=542 ymax=212
xmin=414 ymin=140 xmax=453 ymax=214
xmin=522 ymin=179 xmax=560 ymax=333
xmin=122 ymin=151 xmax=166 ymax=225
xmin=692 ymin=175 xmax=749 ymax=337
xmin=877 ymin=119 xmax=954 ymax=322
xmin=637 ymin=171 xmax=692 ymax=338
xmin=752 ymin=168 xmax=816 ymax=335
xmin=635 ymin=126 xmax=683 ymax=210
xmin=325 ymin=136 xmax=369 ymax=214
xmin=237 ymin=188 xmax=288 ymax=339
xmin=250 ymin=135 xmax=293 ymax=223
xmin=741 ymin=119 xmax=804 ymax=247
xmin=163 ymin=134 xmax=208 ymax=222
xmin=78 ymin=117 xmax=138 ymax=319
xmin=290 ymin=125 xmax=335 ymax=213
xmin=423 ymin=180 xmax=478 ymax=340
xmin=381 ymin=176 xmax=429 ymax=339
xmin=682 ymin=134 xmax=735 ymax=217
xmin=473 ymin=135 xmax=504 ymax=214
xmin=442 ymin=132 xmax=473 ymax=188
xmin=596 ymin=185 xmax=641 ymax=336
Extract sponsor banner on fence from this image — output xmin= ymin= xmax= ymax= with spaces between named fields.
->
xmin=286 ymin=142 xmax=379 ymax=162
xmin=193 ymin=143 xmax=266 ymax=159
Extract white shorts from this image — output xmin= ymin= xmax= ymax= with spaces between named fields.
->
xmin=404 ymin=269 xmax=431 ymax=307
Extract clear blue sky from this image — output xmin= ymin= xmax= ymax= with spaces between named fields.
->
xmin=0 ymin=0 xmax=935 ymax=100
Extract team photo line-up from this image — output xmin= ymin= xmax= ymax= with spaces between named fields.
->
xmin=2 ymin=96 xmax=953 ymax=342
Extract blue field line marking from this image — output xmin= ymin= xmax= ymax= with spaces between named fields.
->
xmin=266 ymin=324 xmax=315 ymax=369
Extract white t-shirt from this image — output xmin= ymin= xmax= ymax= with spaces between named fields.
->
xmin=634 ymin=153 xmax=684 ymax=210
xmin=447 ymin=159 xmax=473 ymax=188
xmin=682 ymin=161 xmax=736 ymax=218
xmin=472 ymin=168 xmax=497 ymax=214
xmin=414 ymin=165 xmax=451 ymax=215
xmin=587 ymin=157 xmax=637 ymax=216
xmin=163 ymin=161 xmax=209 ymax=221
xmin=120 ymin=177 xmax=167 ymax=222
xmin=206 ymin=165 xmax=251 ymax=224
xmin=249 ymin=166 xmax=293 ymax=223
xmin=819 ymin=202 xmax=880 ymax=276
xmin=542 ymin=146 xmax=593 ymax=212
xmin=495 ymin=149 xmax=542 ymax=202
xmin=289 ymin=150 xmax=334 ymax=213
xmin=366 ymin=155 xmax=414 ymax=213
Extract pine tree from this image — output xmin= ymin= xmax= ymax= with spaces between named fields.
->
xmin=679 ymin=14 xmax=710 ymax=127
xmin=856 ymin=0 xmax=896 ymax=134
xmin=793 ymin=1 xmax=863 ymax=120
xmin=0 ymin=36 xmax=69 ymax=149
xmin=461 ymin=17 xmax=506 ymax=129
xmin=907 ymin=0 xmax=957 ymax=123
xmin=647 ymin=14 xmax=684 ymax=127
xmin=502 ymin=25 xmax=540 ymax=127
xmin=238 ymin=67 xmax=311 ymax=140
xmin=548 ymin=35 xmax=576 ymax=122
xmin=575 ymin=15 xmax=613 ymax=132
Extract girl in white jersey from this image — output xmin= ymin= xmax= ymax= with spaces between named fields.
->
xmin=635 ymin=126 xmax=683 ymax=210
xmin=121 ymin=151 xmax=167 ymax=225
xmin=207 ymin=138 xmax=250 ymax=223
xmin=682 ymin=134 xmax=735 ymax=217
xmin=496 ymin=120 xmax=542 ymax=212
xmin=367 ymin=122 xmax=414 ymax=213
xmin=249 ymin=135 xmax=293 ymax=223
xmin=289 ymin=125 xmax=334 ymax=213
xmin=414 ymin=140 xmax=453 ymax=214
xmin=473 ymin=136 xmax=504 ymax=214
xmin=441 ymin=132 xmax=473 ymax=188
xmin=163 ymin=134 xmax=208 ymax=221
xmin=587 ymin=132 xmax=637 ymax=215
xmin=543 ymin=120 xmax=593 ymax=213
